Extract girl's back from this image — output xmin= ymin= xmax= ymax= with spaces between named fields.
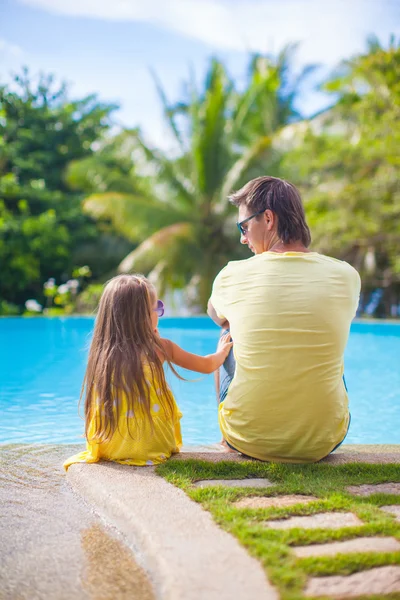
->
xmin=64 ymin=365 xmax=182 ymax=468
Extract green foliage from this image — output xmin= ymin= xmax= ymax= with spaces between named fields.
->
xmin=74 ymin=283 xmax=104 ymax=314
xmin=0 ymin=198 xmax=69 ymax=301
xmin=0 ymin=69 xmax=118 ymax=309
xmin=281 ymin=38 xmax=400 ymax=314
xmin=0 ymin=68 xmax=115 ymax=191
xmin=0 ymin=299 xmax=20 ymax=316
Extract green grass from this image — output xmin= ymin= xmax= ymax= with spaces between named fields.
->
xmin=156 ymin=460 xmax=400 ymax=600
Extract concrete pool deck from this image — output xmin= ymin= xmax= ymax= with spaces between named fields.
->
xmin=174 ymin=442 xmax=400 ymax=464
xmin=65 ymin=444 xmax=400 ymax=599
xmin=2 ymin=443 xmax=399 ymax=599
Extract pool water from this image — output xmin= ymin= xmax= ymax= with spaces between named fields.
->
xmin=0 ymin=317 xmax=399 ymax=445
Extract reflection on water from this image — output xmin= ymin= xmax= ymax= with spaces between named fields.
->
xmin=0 ymin=445 xmax=154 ymax=599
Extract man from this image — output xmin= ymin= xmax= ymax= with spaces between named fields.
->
xmin=207 ymin=176 xmax=361 ymax=463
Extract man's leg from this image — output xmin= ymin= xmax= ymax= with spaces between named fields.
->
xmin=214 ymin=328 xmax=236 ymax=404
xmin=214 ymin=329 xmax=239 ymax=452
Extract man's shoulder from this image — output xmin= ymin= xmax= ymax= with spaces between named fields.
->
xmin=215 ymin=256 xmax=255 ymax=279
xmin=315 ymin=255 xmax=361 ymax=299
xmin=316 ymin=254 xmax=360 ymax=279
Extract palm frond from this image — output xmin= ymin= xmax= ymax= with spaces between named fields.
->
xmin=135 ymin=136 xmax=195 ymax=210
xmin=83 ymin=192 xmax=186 ymax=242
xmin=218 ymin=136 xmax=271 ymax=209
xmin=150 ymin=68 xmax=186 ymax=153
xmin=118 ymin=222 xmax=195 ymax=273
xmin=191 ymin=59 xmax=233 ymax=198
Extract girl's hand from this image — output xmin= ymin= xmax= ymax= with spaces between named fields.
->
xmin=217 ymin=332 xmax=233 ymax=360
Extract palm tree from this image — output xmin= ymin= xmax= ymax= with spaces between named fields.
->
xmin=67 ymin=52 xmax=311 ymax=310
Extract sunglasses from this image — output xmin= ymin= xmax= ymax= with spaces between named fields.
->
xmin=154 ymin=299 xmax=165 ymax=317
xmin=236 ymin=209 xmax=265 ymax=236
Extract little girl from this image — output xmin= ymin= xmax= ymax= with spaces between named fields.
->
xmin=64 ymin=274 xmax=232 ymax=469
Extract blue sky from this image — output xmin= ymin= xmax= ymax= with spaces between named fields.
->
xmin=1 ymin=0 xmax=399 ymax=148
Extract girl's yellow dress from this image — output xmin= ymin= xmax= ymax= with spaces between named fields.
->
xmin=63 ymin=372 xmax=182 ymax=470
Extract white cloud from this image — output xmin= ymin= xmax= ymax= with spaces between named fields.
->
xmin=0 ymin=38 xmax=24 ymax=59
xmin=18 ymin=0 xmax=400 ymax=66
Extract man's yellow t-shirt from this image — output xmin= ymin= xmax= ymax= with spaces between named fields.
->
xmin=210 ymin=251 xmax=361 ymax=463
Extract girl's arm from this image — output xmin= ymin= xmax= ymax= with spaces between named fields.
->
xmin=160 ymin=333 xmax=233 ymax=374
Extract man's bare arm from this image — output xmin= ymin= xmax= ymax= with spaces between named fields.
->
xmin=207 ymin=300 xmax=229 ymax=330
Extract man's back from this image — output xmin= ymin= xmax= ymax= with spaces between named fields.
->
xmin=210 ymin=251 xmax=361 ymax=462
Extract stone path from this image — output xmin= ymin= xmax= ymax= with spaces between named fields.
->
xmin=234 ymin=494 xmax=317 ymax=509
xmin=304 ymin=566 xmax=400 ymax=598
xmin=209 ymin=478 xmax=400 ymax=598
xmin=296 ymin=483 xmax=400 ymax=597
xmin=293 ymin=536 xmax=400 ymax=557
xmin=266 ymin=512 xmax=362 ymax=530
xmin=346 ymin=482 xmax=400 ymax=496
xmin=193 ymin=478 xmax=273 ymax=488
xmin=381 ymin=505 xmax=400 ymax=522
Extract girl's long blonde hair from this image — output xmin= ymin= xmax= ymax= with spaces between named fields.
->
xmin=83 ymin=274 xmax=176 ymax=443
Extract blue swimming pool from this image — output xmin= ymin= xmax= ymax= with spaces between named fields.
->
xmin=0 ymin=317 xmax=399 ymax=445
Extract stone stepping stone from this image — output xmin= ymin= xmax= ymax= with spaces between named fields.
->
xmin=193 ymin=478 xmax=273 ymax=489
xmin=346 ymin=482 xmax=400 ymax=496
xmin=304 ymin=565 xmax=400 ymax=598
xmin=266 ymin=512 xmax=362 ymax=530
xmin=293 ymin=536 xmax=400 ymax=558
xmin=381 ymin=505 xmax=400 ymax=522
xmin=234 ymin=495 xmax=318 ymax=509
